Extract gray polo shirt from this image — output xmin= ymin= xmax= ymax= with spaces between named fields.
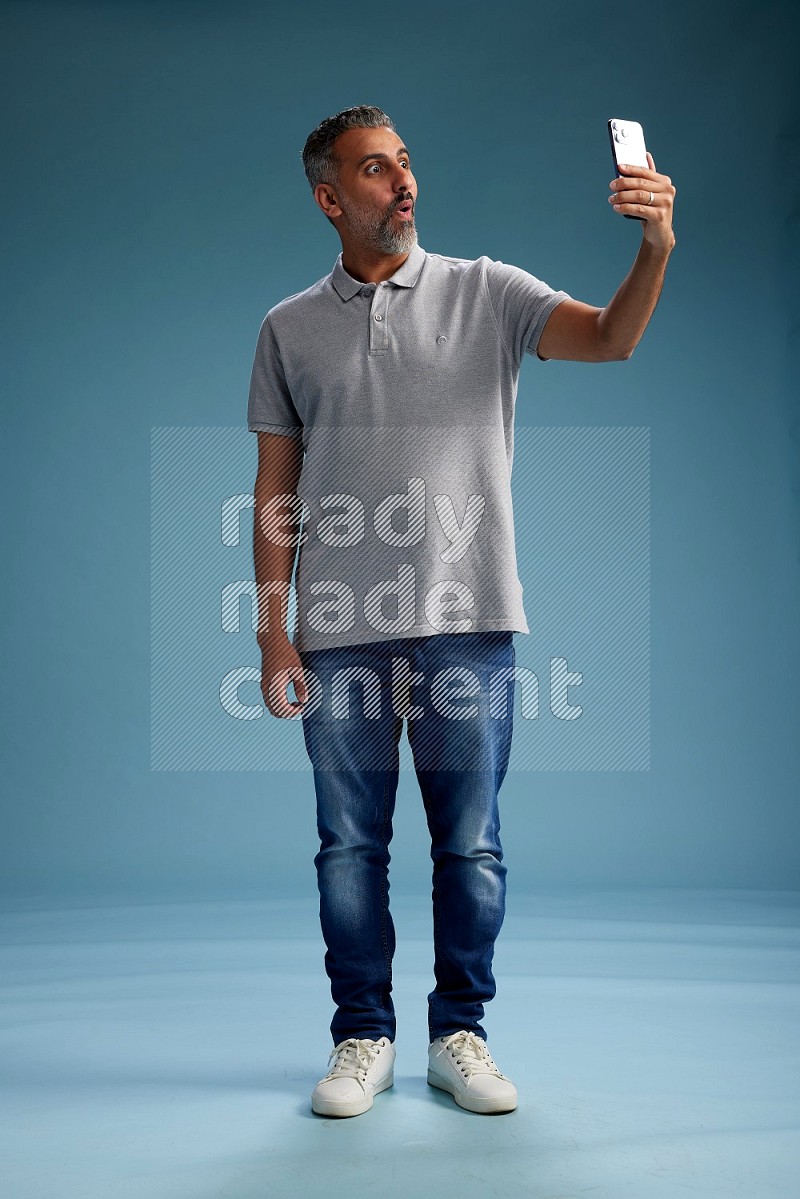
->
xmin=248 ymin=241 xmax=571 ymax=653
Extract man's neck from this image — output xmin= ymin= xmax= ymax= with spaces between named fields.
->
xmin=341 ymin=245 xmax=412 ymax=285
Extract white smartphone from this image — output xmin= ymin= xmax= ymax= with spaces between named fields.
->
xmin=607 ymin=118 xmax=648 ymax=222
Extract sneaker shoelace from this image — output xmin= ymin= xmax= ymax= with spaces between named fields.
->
xmin=435 ymin=1030 xmax=508 ymax=1084
xmin=322 ymin=1037 xmax=383 ymax=1089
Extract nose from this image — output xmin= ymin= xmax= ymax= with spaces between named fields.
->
xmin=393 ymin=163 xmax=414 ymax=196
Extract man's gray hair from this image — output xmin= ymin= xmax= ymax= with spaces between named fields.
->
xmin=301 ymin=105 xmax=396 ymax=193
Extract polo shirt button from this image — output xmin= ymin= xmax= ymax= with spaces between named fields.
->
xmin=437 ymin=335 xmax=447 ymax=344
xmin=374 ymin=313 xmax=383 ymax=321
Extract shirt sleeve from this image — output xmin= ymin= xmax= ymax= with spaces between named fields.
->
xmin=483 ymin=258 xmax=572 ymax=366
xmin=247 ymin=315 xmax=304 ymax=438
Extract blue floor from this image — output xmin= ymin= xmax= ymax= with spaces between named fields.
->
xmin=0 ymin=888 xmax=798 ymax=1198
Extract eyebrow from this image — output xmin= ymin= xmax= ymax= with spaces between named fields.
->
xmin=355 ymin=147 xmax=412 ymax=167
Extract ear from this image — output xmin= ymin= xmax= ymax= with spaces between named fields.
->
xmin=314 ymin=182 xmax=341 ymax=220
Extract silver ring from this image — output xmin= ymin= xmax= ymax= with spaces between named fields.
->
xmin=647 ymin=191 xmax=655 ymax=205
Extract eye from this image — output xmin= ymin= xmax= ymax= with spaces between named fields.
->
xmin=366 ymin=159 xmax=411 ymax=174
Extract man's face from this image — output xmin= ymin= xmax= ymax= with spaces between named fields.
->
xmin=326 ymin=126 xmax=417 ymax=255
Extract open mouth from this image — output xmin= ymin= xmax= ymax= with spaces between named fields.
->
xmin=395 ymin=201 xmax=413 ymax=218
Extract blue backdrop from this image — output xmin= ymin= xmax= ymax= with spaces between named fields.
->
xmin=2 ymin=0 xmax=797 ymax=899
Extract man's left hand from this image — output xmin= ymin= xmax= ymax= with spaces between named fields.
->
xmin=609 ymin=152 xmax=676 ymax=252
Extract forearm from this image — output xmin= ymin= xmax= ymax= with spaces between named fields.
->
xmin=251 ymin=431 xmax=304 ymax=646
xmin=598 ymin=235 xmax=675 ymax=359
xmin=253 ymin=484 xmax=303 ymax=647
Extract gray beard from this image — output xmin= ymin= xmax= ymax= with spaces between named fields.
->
xmin=342 ymin=200 xmax=418 ymax=255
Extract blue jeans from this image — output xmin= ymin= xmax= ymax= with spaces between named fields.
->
xmin=297 ymin=630 xmax=515 ymax=1046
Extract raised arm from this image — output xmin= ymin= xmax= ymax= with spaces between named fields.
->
xmin=536 ymin=151 xmax=676 ymax=363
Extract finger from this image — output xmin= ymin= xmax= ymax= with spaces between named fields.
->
xmin=263 ymin=692 xmax=293 ymax=719
xmin=285 ymin=665 xmax=308 ymax=706
xmin=610 ymin=199 xmax=658 ymax=218
xmin=617 ymin=161 xmax=657 ymax=180
xmin=646 ymin=150 xmax=656 ymax=172
xmin=610 ymin=187 xmax=659 ymax=205
xmin=280 ymin=667 xmax=311 ymax=718
xmin=266 ymin=669 xmax=299 ymax=719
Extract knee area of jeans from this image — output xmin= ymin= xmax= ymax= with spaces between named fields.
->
xmin=315 ymin=842 xmax=391 ymax=867
xmin=317 ymin=804 xmax=392 ymax=843
xmin=428 ymin=812 xmax=503 ymax=856
xmin=430 ymin=843 xmax=506 ymax=869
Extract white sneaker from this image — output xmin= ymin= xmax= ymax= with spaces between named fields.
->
xmin=427 ymin=1030 xmax=518 ymax=1114
xmin=311 ymin=1036 xmax=395 ymax=1117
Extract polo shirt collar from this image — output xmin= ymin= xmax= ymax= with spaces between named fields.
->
xmin=331 ymin=241 xmax=426 ymax=301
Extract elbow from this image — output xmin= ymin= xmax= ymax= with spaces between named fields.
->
xmin=603 ymin=340 xmax=635 ymax=361
xmin=595 ymin=321 xmax=634 ymax=362
xmin=598 ymin=343 xmax=634 ymax=362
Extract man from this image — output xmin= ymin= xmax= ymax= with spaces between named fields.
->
xmin=248 ymin=106 xmax=675 ymax=1118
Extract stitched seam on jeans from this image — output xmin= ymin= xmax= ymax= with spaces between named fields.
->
xmin=502 ymin=640 xmax=515 ymax=778
xmin=378 ymin=717 xmax=399 ymax=982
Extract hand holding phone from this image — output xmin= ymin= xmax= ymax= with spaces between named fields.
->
xmin=607 ymin=118 xmax=649 ymax=222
